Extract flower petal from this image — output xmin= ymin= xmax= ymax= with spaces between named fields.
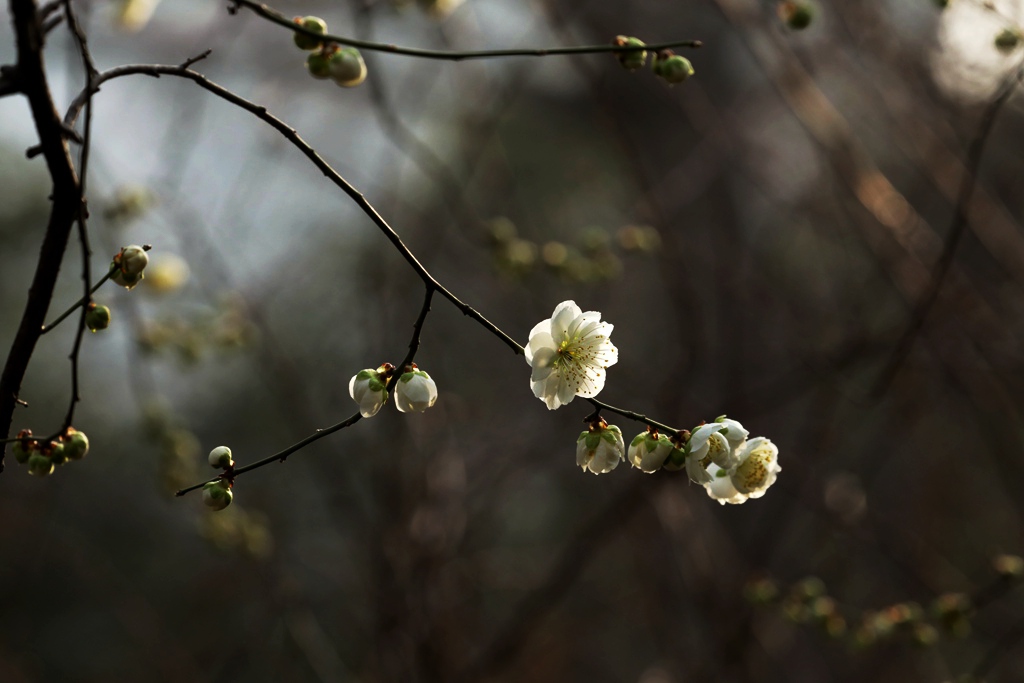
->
xmin=550 ymin=301 xmax=583 ymax=338
xmin=525 ymin=320 xmax=553 ymax=365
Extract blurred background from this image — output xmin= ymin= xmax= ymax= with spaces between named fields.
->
xmin=3 ymin=0 xmax=1024 ymax=680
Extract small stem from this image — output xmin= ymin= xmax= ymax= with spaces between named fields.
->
xmin=585 ymin=397 xmax=679 ymax=434
xmin=232 ymin=0 xmax=701 ymax=61
xmin=40 ymin=269 xmax=112 ymax=334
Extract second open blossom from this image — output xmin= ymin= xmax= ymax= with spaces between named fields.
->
xmin=525 ymin=301 xmax=618 ymax=410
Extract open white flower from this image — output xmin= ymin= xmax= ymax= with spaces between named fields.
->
xmin=576 ymin=421 xmax=625 ymax=475
xmin=525 ymin=301 xmax=618 ymax=410
xmin=689 ymin=418 xmax=748 ymax=469
xmin=705 ymin=437 xmax=781 ymax=505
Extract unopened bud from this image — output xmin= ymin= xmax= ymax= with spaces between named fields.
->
xmin=208 ymin=445 xmax=234 ymax=469
xmin=612 ymin=36 xmax=647 ymax=71
xmin=202 ymin=480 xmax=233 ymax=511
xmin=85 ymin=303 xmax=111 ymax=332
xmin=293 ymin=16 xmax=328 ymax=51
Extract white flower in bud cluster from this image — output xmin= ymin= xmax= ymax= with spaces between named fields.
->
xmin=395 ymin=369 xmax=438 ymax=413
xmin=705 ymin=437 xmax=781 ymax=505
xmin=576 ymin=422 xmax=625 ymax=475
xmin=349 ymin=367 xmax=390 ymax=417
xmin=203 ymin=480 xmax=233 ymax=511
xmin=208 ymin=446 xmax=234 ymax=469
xmin=525 ymin=300 xmax=618 ymax=410
xmin=111 ymin=244 xmax=149 ymax=289
xmin=688 ymin=418 xmax=748 ymax=469
xmin=627 ymin=430 xmax=674 ymax=473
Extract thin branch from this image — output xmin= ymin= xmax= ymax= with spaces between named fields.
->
xmin=58 ymin=0 xmax=99 ymax=435
xmin=40 ymin=268 xmax=113 ymax=334
xmin=398 ymin=286 xmax=435 ymax=371
xmin=585 ymin=397 xmax=679 ymax=434
xmin=871 ymin=61 xmax=1024 ymax=397
xmin=175 ymin=412 xmax=364 ymax=496
xmin=229 ymin=0 xmax=701 ymax=61
xmin=64 ymin=63 xmax=524 ymax=356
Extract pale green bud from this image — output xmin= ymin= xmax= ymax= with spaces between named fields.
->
xmin=328 ymin=48 xmax=367 ymax=88
xmin=64 ymin=430 xmax=89 ymax=461
xmin=85 ymin=304 xmax=111 ymax=332
xmin=307 ymin=51 xmax=332 ymax=80
xmin=28 ymin=453 xmax=54 ymax=477
xmin=293 ymin=16 xmax=328 ymax=51
xmin=613 ymin=36 xmax=647 ymax=71
xmin=202 ymin=480 xmax=233 ymax=511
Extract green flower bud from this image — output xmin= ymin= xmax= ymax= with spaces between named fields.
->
xmin=652 ymin=51 xmax=694 ymax=84
xmin=306 ymin=51 xmax=332 ymax=80
xmin=328 ymin=48 xmax=367 ymax=88
xmin=12 ymin=429 xmax=34 ymax=464
xmin=64 ymin=430 xmax=89 ymax=461
xmin=49 ymin=442 xmax=67 ymax=466
xmin=995 ymin=28 xmax=1022 ymax=54
xmin=85 ymin=304 xmax=111 ymax=332
xmin=202 ymin=480 xmax=233 ymax=511
xmin=612 ymin=36 xmax=647 ymax=71
xmin=208 ymin=445 xmax=234 ymax=469
xmin=28 ymin=453 xmax=54 ymax=477
xmin=293 ymin=16 xmax=328 ymax=51
xmin=779 ymin=2 xmax=813 ymax=30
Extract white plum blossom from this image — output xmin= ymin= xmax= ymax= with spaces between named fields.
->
xmin=705 ymin=437 xmax=781 ymax=505
xmin=576 ymin=421 xmax=625 ymax=475
xmin=349 ymin=366 xmax=390 ymax=417
xmin=525 ymin=301 xmax=618 ymax=410
xmin=395 ymin=368 xmax=438 ymax=413
xmin=689 ymin=418 xmax=748 ymax=469
xmin=627 ymin=430 xmax=673 ymax=473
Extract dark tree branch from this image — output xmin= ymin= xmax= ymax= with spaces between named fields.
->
xmin=64 ymin=63 xmax=524 ymax=356
xmin=1 ymin=0 xmax=83 ymax=471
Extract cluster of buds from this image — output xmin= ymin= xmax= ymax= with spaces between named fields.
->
xmin=612 ymin=417 xmax=781 ymax=504
xmin=777 ymin=2 xmax=814 ymax=30
xmin=111 ymin=244 xmax=150 ymax=289
xmin=349 ymin=363 xmax=438 ymax=417
xmin=203 ymin=446 xmax=235 ymax=511
xmin=612 ymin=36 xmax=695 ymax=85
xmin=777 ymin=577 xmax=847 ymax=638
xmin=293 ymin=16 xmax=368 ymax=88
xmin=10 ymin=427 xmax=90 ymax=477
